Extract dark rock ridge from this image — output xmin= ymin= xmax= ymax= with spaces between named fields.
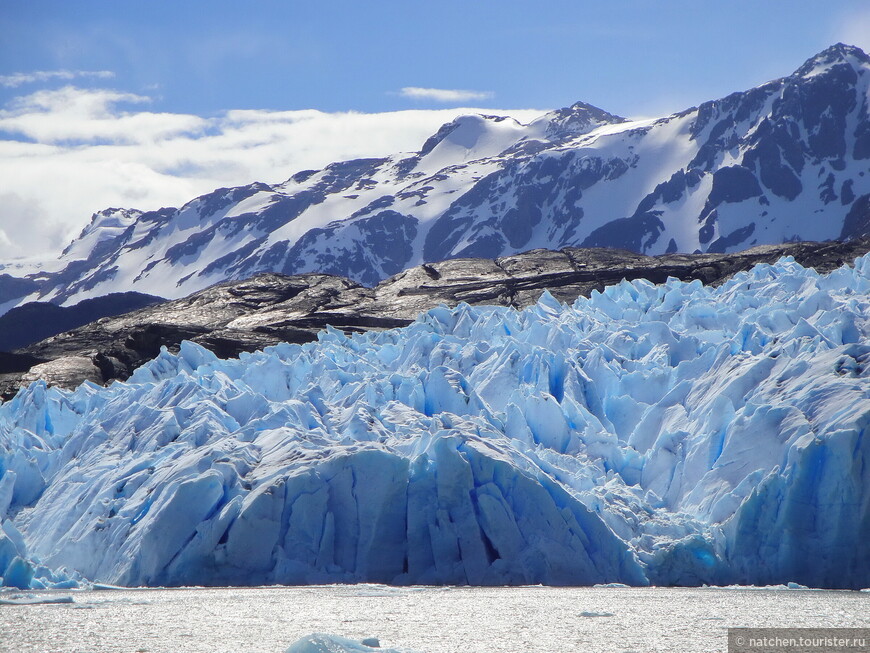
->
xmin=4 ymin=44 xmax=870 ymax=308
xmin=0 ymin=291 xmax=164 ymax=352
xmin=0 ymin=274 xmax=40 ymax=306
xmin=2 ymin=238 xmax=868 ymax=399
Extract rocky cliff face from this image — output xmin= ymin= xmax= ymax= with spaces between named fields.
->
xmin=2 ymin=237 xmax=868 ymax=398
xmin=3 ymin=45 xmax=870 ymax=310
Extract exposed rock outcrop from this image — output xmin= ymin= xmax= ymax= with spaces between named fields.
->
xmin=2 ymin=238 xmax=869 ymax=398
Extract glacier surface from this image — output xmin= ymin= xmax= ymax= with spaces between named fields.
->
xmin=0 ymin=255 xmax=869 ymax=589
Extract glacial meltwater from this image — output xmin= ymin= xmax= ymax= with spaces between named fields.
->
xmin=0 ymin=585 xmax=868 ymax=653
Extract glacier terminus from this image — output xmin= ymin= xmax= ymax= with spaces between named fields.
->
xmin=0 ymin=253 xmax=868 ymax=590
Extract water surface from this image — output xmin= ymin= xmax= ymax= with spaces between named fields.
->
xmin=1 ymin=585 xmax=868 ymax=653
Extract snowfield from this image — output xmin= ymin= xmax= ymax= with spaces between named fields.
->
xmin=0 ymin=254 xmax=868 ymax=589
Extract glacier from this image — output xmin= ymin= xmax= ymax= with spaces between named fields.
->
xmin=0 ymin=254 xmax=868 ymax=589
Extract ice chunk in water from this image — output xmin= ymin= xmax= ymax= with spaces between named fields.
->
xmin=286 ymin=633 xmax=411 ymax=653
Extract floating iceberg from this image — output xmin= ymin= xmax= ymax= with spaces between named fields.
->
xmin=0 ymin=594 xmax=74 ymax=605
xmin=0 ymin=255 xmax=868 ymax=589
xmin=286 ymin=634 xmax=410 ymax=653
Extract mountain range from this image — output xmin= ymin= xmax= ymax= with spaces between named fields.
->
xmin=2 ymin=43 xmax=870 ymax=310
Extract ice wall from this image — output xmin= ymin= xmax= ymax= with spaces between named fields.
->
xmin=1 ymin=255 xmax=868 ymax=588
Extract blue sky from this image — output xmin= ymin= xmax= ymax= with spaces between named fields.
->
xmin=4 ymin=1 xmax=870 ymax=117
xmin=1 ymin=1 xmax=870 ymax=260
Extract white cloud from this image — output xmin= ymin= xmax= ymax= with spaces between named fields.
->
xmin=0 ymin=85 xmax=545 ymax=261
xmin=0 ymin=70 xmax=114 ymax=88
xmin=0 ymin=86 xmax=204 ymax=144
xmin=399 ymin=87 xmax=494 ymax=102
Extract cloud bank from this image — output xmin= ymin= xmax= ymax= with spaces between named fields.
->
xmin=399 ymin=87 xmax=494 ymax=102
xmin=0 ymin=85 xmax=543 ymax=262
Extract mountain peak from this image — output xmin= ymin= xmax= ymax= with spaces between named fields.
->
xmin=61 ymin=208 xmax=141 ymax=259
xmin=793 ymin=42 xmax=870 ymax=78
xmin=530 ymin=100 xmax=627 ymax=140
xmin=418 ymin=114 xmax=524 ymax=158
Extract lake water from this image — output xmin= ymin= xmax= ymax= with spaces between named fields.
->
xmin=1 ymin=585 xmax=868 ymax=653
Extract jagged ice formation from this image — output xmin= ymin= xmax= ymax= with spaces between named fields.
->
xmin=0 ymin=255 xmax=868 ymax=589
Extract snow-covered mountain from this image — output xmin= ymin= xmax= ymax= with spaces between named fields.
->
xmin=8 ymin=43 xmax=870 ymax=307
xmin=1 ymin=253 xmax=868 ymax=588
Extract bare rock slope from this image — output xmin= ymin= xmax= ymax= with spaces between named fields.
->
xmin=2 ymin=238 xmax=869 ymax=398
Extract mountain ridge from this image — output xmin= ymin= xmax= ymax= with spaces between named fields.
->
xmin=3 ymin=43 xmax=870 ymax=309
xmin=2 ymin=236 xmax=868 ymax=399
xmin=0 ymin=291 xmax=163 ymax=352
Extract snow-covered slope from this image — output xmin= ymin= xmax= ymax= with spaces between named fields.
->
xmin=8 ymin=44 xmax=870 ymax=308
xmin=1 ymin=254 xmax=868 ymax=588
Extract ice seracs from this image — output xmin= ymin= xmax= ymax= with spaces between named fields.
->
xmin=0 ymin=520 xmax=83 ymax=589
xmin=0 ymin=254 xmax=868 ymax=589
